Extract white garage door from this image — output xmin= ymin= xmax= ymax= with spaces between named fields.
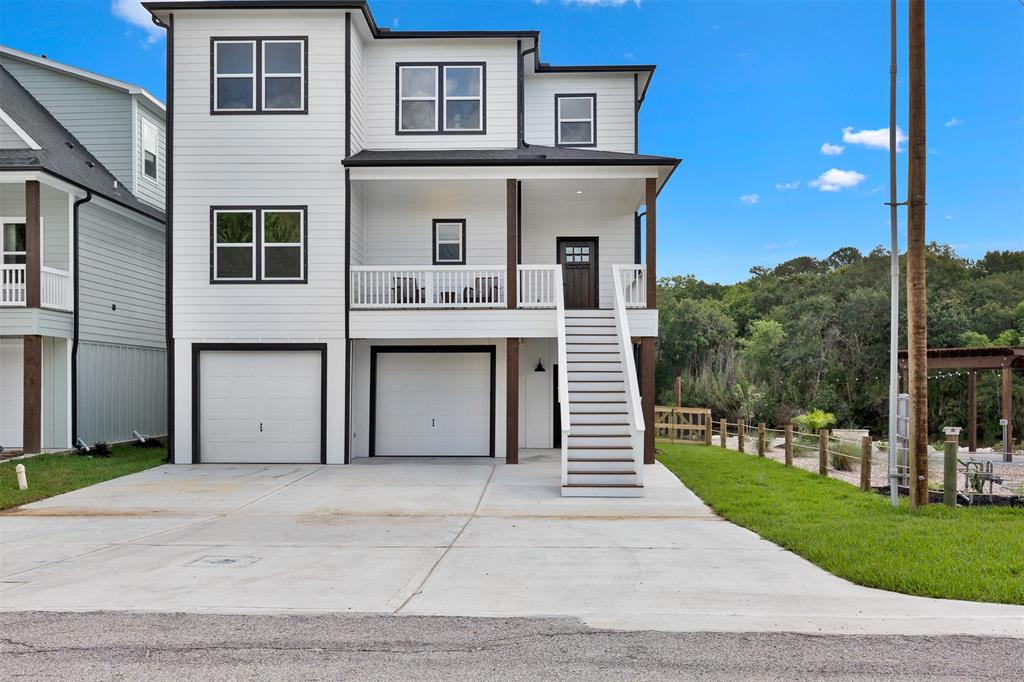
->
xmin=374 ymin=351 xmax=491 ymax=456
xmin=198 ymin=350 xmax=322 ymax=463
xmin=0 ymin=339 xmax=23 ymax=449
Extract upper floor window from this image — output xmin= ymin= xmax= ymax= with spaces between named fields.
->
xmin=212 ymin=207 xmax=306 ymax=283
xmin=212 ymin=37 xmax=307 ymax=114
xmin=397 ymin=63 xmax=485 ymax=134
xmin=2 ymin=219 xmax=26 ymax=265
xmin=142 ymin=120 xmax=159 ymax=180
xmin=555 ymin=94 xmax=596 ymax=147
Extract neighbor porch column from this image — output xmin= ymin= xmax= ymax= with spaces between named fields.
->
xmin=25 ymin=180 xmax=41 ymax=308
xmin=641 ymin=336 xmax=656 ymax=464
xmin=23 ymin=335 xmax=42 ymax=454
xmin=506 ymin=179 xmax=518 ymax=309
xmin=506 ymin=338 xmax=519 ymax=464
xmin=968 ymin=370 xmax=978 ymax=453
xmin=1003 ymin=366 xmax=1013 ymax=459
xmin=645 ymin=177 xmax=656 ymax=309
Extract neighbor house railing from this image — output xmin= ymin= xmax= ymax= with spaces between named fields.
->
xmin=351 ymin=266 xmax=507 ymax=309
xmin=41 ymin=267 xmax=72 ymax=311
xmin=517 ymin=264 xmax=558 ymax=308
xmin=1 ymin=264 xmax=26 ymax=306
xmin=619 ymin=264 xmax=646 ymax=308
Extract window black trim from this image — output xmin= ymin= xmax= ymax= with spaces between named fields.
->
xmin=368 ymin=345 xmax=497 ymax=458
xmin=554 ymin=93 xmax=597 ymax=148
xmin=431 ymin=218 xmax=467 ymax=265
xmin=210 ymin=36 xmax=309 ymax=115
xmin=191 ymin=342 xmax=328 ymax=464
xmin=209 ymin=205 xmax=308 ymax=284
xmin=395 ymin=61 xmax=487 ymax=135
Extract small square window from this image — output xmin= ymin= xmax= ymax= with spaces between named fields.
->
xmin=433 ymin=219 xmax=465 ymax=265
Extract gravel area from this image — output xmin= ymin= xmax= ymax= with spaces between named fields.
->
xmin=2 ymin=611 xmax=1023 ymax=681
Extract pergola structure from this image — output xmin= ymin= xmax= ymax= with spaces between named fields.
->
xmin=898 ymin=346 xmax=1023 ymax=453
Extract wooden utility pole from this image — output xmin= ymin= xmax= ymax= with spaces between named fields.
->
xmin=906 ymin=0 xmax=929 ymax=508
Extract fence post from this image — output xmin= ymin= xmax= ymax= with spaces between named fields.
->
xmin=719 ymin=419 xmax=727 ymax=448
xmin=704 ymin=409 xmax=713 ymax=446
xmin=784 ymin=424 xmax=793 ymax=466
xmin=818 ymin=430 xmax=828 ymax=477
xmin=737 ymin=419 xmax=745 ymax=453
xmin=860 ymin=436 xmax=872 ymax=492
xmin=757 ymin=423 xmax=766 ymax=457
xmin=943 ymin=438 xmax=957 ymax=507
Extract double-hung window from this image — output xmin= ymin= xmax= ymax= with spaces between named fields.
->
xmin=2 ymin=219 xmax=26 ymax=265
xmin=212 ymin=37 xmax=306 ymax=113
xmin=397 ymin=63 xmax=484 ymax=134
xmin=555 ymin=94 xmax=596 ymax=147
xmin=212 ymin=207 xmax=306 ymax=283
xmin=142 ymin=120 xmax=159 ymax=180
xmin=432 ymin=219 xmax=466 ymax=265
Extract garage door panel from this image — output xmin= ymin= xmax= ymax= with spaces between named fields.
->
xmin=199 ymin=349 xmax=322 ymax=464
xmin=375 ymin=351 xmax=491 ymax=457
xmin=0 ymin=339 xmax=23 ymax=449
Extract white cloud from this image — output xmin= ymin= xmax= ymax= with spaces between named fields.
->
xmin=841 ymin=126 xmax=907 ymax=151
xmin=945 ymin=213 xmax=953 ymax=220
xmin=561 ymin=0 xmax=641 ymax=6
xmin=739 ymin=194 xmax=760 ymax=205
xmin=820 ymin=142 xmax=844 ymax=156
xmin=111 ymin=0 xmax=163 ymax=44
xmin=809 ymin=169 xmax=866 ymax=192
xmin=775 ymin=180 xmax=800 ymax=191
xmin=945 ymin=117 xmax=964 ymax=127
xmin=392 ymin=17 xmax=400 ymax=28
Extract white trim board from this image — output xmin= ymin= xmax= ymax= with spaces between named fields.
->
xmin=0 ymin=108 xmax=41 ymax=150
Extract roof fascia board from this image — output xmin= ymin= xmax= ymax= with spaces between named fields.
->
xmin=348 ymin=165 xmax=661 ymax=182
xmin=0 ymin=170 xmax=86 ymax=197
xmin=0 ymin=108 xmax=41 ymax=150
xmin=0 ymin=45 xmax=165 ymax=111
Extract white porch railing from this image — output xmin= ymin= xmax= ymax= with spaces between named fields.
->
xmin=1 ymin=264 xmax=26 ymax=306
xmin=41 ymin=267 xmax=72 ymax=311
xmin=619 ymin=264 xmax=647 ymax=308
xmin=612 ymin=265 xmax=646 ymax=486
xmin=351 ymin=266 xmax=507 ymax=309
xmin=554 ymin=267 xmax=571 ymax=487
xmin=517 ymin=264 xmax=558 ymax=308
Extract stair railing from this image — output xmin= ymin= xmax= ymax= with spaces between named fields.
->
xmin=611 ymin=265 xmax=646 ymax=486
xmin=554 ymin=267 xmax=571 ymax=486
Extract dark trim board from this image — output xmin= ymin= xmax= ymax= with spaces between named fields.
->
xmin=191 ymin=343 xmax=328 ymax=464
xmin=368 ymin=345 xmax=497 ymax=458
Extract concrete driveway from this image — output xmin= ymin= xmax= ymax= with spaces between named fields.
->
xmin=2 ymin=451 xmax=1022 ymax=635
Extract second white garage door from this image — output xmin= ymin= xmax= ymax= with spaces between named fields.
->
xmin=198 ymin=349 xmax=322 ymax=463
xmin=374 ymin=350 xmax=492 ymax=457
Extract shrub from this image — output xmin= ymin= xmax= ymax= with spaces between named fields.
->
xmin=828 ymin=439 xmax=858 ymax=471
xmin=793 ymin=409 xmax=837 ymax=433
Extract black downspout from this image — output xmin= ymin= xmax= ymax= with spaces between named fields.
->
xmin=153 ymin=12 xmax=174 ymax=463
xmin=70 ymin=191 xmax=93 ymax=448
xmin=634 ymin=211 xmax=645 ymax=265
xmin=518 ymin=42 xmax=538 ymax=148
xmin=343 ymin=11 xmax=352 ymax=464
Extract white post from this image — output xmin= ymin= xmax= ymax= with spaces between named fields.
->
xmin=16 ymin=463 xmax=27 ymax=490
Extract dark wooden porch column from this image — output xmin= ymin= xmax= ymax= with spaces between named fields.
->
xmin=506 ymin=179 xmax=518 ymax=309
xmin=641 ymin=336 xmax=656 ymax=464
xmin=644 ymin=177 xmax=656 ymax=309
xmin=1003 ymin=366 xmax=1013 ymax=459
xmin=968 ymin=370 xmax=978 ymax=452
xmin=25 ymin=180 xmax=41 ymax=308
xmin=506 ymin=338 xmax=519 ymax=463
xmin=23 ymin=335 xmax=42 ymax=454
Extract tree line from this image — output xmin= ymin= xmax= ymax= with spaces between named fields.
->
xmin=655 ymin=245 xmax=1024 ymax=446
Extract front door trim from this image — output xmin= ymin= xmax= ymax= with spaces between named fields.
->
xmin=556 ymin=236 xmax=599 ymax=310
xmin=369 ymin=344 xmax=497 ymax=457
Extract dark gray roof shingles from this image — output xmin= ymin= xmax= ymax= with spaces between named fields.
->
xmin=0 ymin=65 xmax=164 ymax=221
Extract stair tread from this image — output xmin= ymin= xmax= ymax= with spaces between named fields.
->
xmin=563 ymin=484 xmax=643 ymax=488
xmin=569 ymin=434 xmax=630 ymax=438
xmin=570 ymin=422 xmax=629 ymax=426
xmin=568 ymin=458 xmax=635 ymax=463
xmin=568 ymin=445 xmax=633 ymax=450
xmin=568 ymin=471 xmax=636 ymax=476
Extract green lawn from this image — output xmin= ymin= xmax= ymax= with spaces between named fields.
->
xmin=0 ymin=444 xmax=166 ymax=511
xmin=657 ymin=443 xmax=1024 ymax=605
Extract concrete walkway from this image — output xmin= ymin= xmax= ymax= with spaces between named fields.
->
xmin=2 ymin=451 xmax=1022 ymax=635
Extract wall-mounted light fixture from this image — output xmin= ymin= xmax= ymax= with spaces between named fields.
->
xmin=534 ymin=358 xmax=546 ymax=372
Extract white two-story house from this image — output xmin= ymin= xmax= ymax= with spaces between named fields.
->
xmin=146 ymin=0 xmax=678 ymax=496
xmin=0 ymin=47 xmax=167 ymax=454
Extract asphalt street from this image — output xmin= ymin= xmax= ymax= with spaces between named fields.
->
xmin=2 ymin=612 xmax=1022 ymax=681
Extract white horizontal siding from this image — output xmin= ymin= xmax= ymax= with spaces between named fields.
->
xmin=524 ymin=71 xmax=636 ymax=153
xmin=362 ymin=179 xmax=505 ymax=266
xmin=0 ymin=182 xmax=70 ymax=271
xmin=0 ymin=117 xmax=29 ymax=148
xmin=363 ymin=39 xmax=518 ymax=149
xmin=349 ymin=24 xmax=368 ymax=153
xmin=0 ymin=308 xmax=72 ymax=338
xmin=78 ymin=197 xmax=165 ymax=347
xmin=171 ymin=9 xmax=347 ymax=339
xmin=350 ymin=309 xmax=556 ymax=339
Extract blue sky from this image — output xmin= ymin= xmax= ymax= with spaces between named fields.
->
xmin=2 ymin=0 xmax=1021 ymax=283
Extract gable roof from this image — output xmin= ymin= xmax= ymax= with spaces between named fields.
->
xmin=0 ymin=45 xmax=165 ymax=115
xmin=0 ymin=65 xmax=164 ymax=221
xmin=343 ymin=145 xmax=680 ymax=168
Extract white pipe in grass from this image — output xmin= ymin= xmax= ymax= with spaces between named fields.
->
xmin=15 ymin=463 xmax=27 ymax=490
xmin=133 ymin=430 xmax=147 ymax=444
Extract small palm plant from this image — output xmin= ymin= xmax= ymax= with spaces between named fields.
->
xmin=793 ymin=409 xmax=836 ymax=433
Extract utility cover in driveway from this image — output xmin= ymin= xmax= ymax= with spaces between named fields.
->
xmin=374 ymin=351 xmax=491 ymax=456
xmin=198 ymin=350 xmax=321 ymax=463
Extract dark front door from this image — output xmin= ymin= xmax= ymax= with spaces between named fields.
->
xmin=557 ymin=237 xmax=598 ymax=309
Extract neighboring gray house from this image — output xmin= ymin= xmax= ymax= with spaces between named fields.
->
xmin=0 ymin=47 xmax=167 ymax=453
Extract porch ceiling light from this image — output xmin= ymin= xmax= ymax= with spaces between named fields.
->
xmin=575 ymin=190 xmax=583 ymax=194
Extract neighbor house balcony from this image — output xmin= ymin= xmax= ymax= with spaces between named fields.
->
xmin=1 ymin=264 xmax=72 ymax=311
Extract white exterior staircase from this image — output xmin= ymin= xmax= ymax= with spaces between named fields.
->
xmin=557 ymin=266 xmax=646 ymax=497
